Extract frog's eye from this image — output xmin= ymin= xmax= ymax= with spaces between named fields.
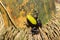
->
xmin=27 ymin=15 xmax=37 ymax=25
xmin=37 ymin=19 xmax=42 ymax=27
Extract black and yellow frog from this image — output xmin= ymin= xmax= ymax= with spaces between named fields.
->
xmin=26 ymin=14 xmax=42 ymax=35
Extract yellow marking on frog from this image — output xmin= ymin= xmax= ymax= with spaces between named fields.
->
xmin=27 ymin=15 xmax=37 ymax=25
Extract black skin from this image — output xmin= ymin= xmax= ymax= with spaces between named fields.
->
xmin=26 ymin=16 xmax=42 ymax=35
xmin=26 ymin=11 xmax=42 ymax=35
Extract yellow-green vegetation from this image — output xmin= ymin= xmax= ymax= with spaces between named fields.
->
xmin=0 ymin=0 xmax=56 ymax=28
